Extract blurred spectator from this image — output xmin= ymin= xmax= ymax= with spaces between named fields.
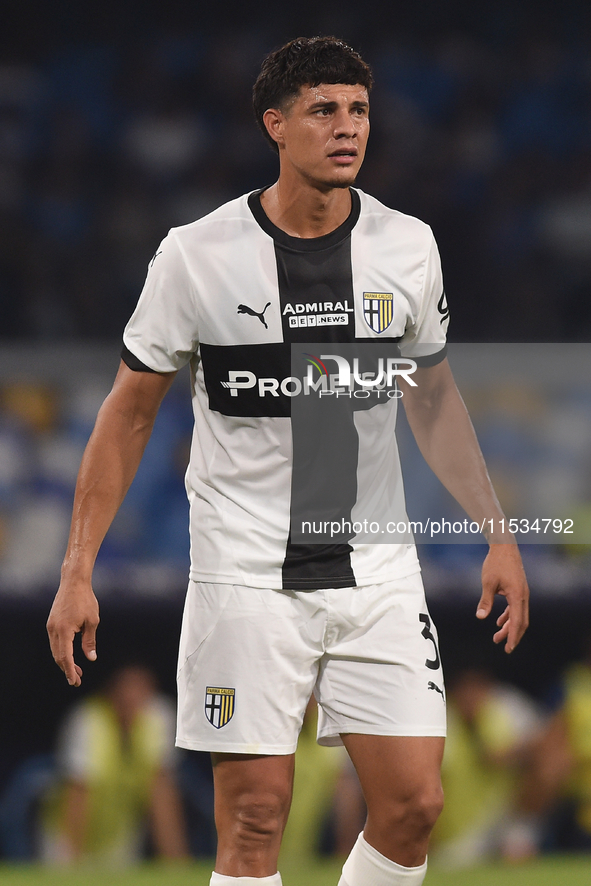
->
xmin=40 ymin=665 xmax=188 ymax=866
xmin=516 ymin=636 xmax=591 ymax=853
xmin=431 ymin=669 xmax=543 ymax=867
xmin=0 ymin=381 xmax=73 ymax=592
xmin=122 ymin=102 xmax=207 ymax=183
xmin=176 ymin=751 xmax=216 ymax=858
xmin=279 ymin=699 xmax=371 ymax=863
xmin=280 ymin=698 xmax=348 ymax=864
xmin=329 ymin=757 xmax=367 ymax=859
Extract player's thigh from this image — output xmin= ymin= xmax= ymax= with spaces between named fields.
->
xmin=341 ymin=733 xmax=444 ymax=812
xmin=315 ymin=575 xmax=446 ymax=745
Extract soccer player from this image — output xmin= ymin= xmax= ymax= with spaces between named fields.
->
xmin=47 ymin=36 xmax=529 ymax=886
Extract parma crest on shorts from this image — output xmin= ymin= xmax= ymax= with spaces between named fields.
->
xmin=363 ymin=292 xmax=393 ymax=333
xmin=205 ymin=686 xmax=235 ymax=728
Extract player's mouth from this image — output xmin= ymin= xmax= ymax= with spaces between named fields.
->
xmin=328 ymin=148 xmax=358 ymax=165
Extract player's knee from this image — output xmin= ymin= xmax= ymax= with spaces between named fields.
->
xmin=418 ymin=785 xmax=444 ymax=830
xmin=378 ymin=784 xmax=444 ymax=839
xmin=232 ymin=789 xmax=290 ymax=845
xmin=404 ymin=785 xmax=444 ymax=836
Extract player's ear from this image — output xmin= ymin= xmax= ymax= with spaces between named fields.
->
xmin=262 ymin=108 xmax=285 ymax=148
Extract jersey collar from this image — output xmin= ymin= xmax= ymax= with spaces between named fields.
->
xmin=248 ymin=187 xmax=361 ymax=252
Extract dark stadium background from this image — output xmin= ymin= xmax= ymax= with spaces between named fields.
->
xmin=1 ymin=0 xmax=591 ymax=842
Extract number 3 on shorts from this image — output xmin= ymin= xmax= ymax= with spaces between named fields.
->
xmin=419 ymin=613 xmax=441 ymax=670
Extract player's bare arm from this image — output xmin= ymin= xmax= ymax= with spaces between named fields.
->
xmin=47 ymin=362 xmax=176 ymax=686
xmin=399 ymin=358 xmax=529 ymax=652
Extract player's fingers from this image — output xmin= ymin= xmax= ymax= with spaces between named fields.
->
xmin=476 ymin=579 xmax=496 ymax=619
xmin=68 ymin=666 xmax=82 ymax=687
xmin=493 ymin=621 xmax=510 ymax=645
xmin=496 ymin=607 xmax=510 ymax=627
xmin=51 ymin=629 xmax=79 ymax=686
xmin=506 ymin=594 xmax=529 ymax=654
xmin=81 ymin=619 xmax=99 ymax=662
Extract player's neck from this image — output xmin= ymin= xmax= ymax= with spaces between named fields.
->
xmin=260 ymin=178 xmax=352 ymax=239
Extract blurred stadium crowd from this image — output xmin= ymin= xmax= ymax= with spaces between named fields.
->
xmin=3 ymin=653 xmax=591 ymax=867
xmin=1 ymin=6 xmax=591 ymax=342
xmin=0 ymin=361 xmax=193 ymax=594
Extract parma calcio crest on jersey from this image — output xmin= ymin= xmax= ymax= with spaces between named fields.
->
xmin=205 ymin=686 xmax=235 ymax=728
xmin=363 ymin=292 xmax=393 ymax=333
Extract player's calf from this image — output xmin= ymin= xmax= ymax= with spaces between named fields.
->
xmin=214 ymin=788 xmax=290 ymax=873
xmin=338 ymin=789 xmax=443 ymax=886
xmin=211 ymin=753 xmax=294 ymax=878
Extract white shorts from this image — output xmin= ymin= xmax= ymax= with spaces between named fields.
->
xmin=176 ymin=573 xmax=446 ymax=754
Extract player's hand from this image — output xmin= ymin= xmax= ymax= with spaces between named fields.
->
xmin=47 ymin=582 xmax=100 ymax=686
xmin=476 ymin=544 xmax=529 ymax=653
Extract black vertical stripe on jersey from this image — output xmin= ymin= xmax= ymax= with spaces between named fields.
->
xmin=286 ymin=377 xmax=359 ymax=589
xmin=275 ymin=241 xmax=356 ymax=343
xmin=273 ymin=237 xmax=357 ymax=590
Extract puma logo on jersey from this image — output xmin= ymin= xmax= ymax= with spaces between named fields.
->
xmin=237 ymin=302 xmax=271 ymax=328
xmin=428 ymin=681 xmax=445 ymax=701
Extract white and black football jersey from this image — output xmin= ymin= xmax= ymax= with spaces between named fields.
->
xmin=123 ymin=188 xmax=449 ymax=590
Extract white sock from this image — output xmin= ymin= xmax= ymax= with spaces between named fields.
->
xmin=338 ymin=833 xmax=428 ymax=886
xmin=210 ymin=873 xmax=282 ymax=885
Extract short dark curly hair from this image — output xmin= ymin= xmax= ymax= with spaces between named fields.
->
xmin=253 ymin=36 xmax=373 ymax=152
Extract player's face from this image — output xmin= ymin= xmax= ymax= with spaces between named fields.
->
xmin=274 ymin=83 xmax=370 ymax=190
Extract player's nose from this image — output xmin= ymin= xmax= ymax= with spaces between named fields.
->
xmin=333 ymin=108 xmax=357 ymax=138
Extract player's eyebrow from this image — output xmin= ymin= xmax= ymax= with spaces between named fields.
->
xmin=307 ymin=99 xmax=369 ymax=112
xmin=308 ymin=100 xmax=338 ymax=112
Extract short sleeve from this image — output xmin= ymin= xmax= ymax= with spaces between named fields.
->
xmin=400 ymin=230 xmax=449 ymax=366
xmin=123 ymin=232 xmax=198 ymax=373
